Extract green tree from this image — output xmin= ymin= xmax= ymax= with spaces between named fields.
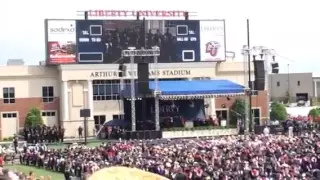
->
xmin=308 ymin=108 xmax=320 ymax=122
xmin=270 ymin=102 xmax=287 ymax=121
xmin=229 ymin=98 xmax=247 ymax=125
xmin=24 ymin=108 xmax=44 ymax=127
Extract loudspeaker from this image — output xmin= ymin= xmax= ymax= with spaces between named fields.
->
xmin=80 ymin=109 xmax=90 ymax=118
xmin=271 ymin=62 xmax=279 ymax=74
xmin=137 ymin=63 xmax=150 ymax=95
xmin=253 ymin=60 xmax=265 ymax=90
xmin=118 ymin=64 xmax=126 ymax=77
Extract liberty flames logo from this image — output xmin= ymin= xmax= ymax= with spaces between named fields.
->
xmin=205 ymin=41 xmax=220 ymax=57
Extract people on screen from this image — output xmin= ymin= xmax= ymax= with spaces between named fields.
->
xmin=103 ymin=27 xmax=177 ymax=63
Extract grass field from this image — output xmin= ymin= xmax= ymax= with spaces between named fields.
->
xmin=5 ymin=165 xmax=64 ymax=179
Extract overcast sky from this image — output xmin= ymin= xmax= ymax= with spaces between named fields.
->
xmin=1 ymin=0 xmax=319 ymax=73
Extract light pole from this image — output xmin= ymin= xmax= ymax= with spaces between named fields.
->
xmin=118 ymin=64 xmax=126 ymax=120
xmin=241 ymin=45 xmax=250 ymax=135
xmin=121 ymin=47 xmax=160 ymax=131
xmin=152 ymin=46 xmax=161 ymax=131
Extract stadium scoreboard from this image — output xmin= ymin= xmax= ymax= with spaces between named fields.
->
xmin=45 ymin=19 xmax=226 ymax=64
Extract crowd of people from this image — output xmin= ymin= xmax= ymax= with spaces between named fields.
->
xmin=103 ymin=27 xmax=177 ymax=63
xmin=13 ymin=130 xmax=320 ymax=179
xmin=0 ymin=117 xmax=317 ymax=180
xmin=23 ymin=125 xmax=65 ymax=144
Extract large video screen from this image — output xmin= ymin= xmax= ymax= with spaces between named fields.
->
xmin=45 ymin=19 xmax=226 ymax=64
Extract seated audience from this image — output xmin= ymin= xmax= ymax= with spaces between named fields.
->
xmin=14 ymin=131 xmax=320 ymax=179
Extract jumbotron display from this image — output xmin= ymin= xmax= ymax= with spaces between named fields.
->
xmin=45 ymin=19 xmax=226 ymax=64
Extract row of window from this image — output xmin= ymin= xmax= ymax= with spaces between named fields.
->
xmin=2 ymin=86 xmax=54 ymax=104
xmin=5 ymin=78 xmax=244 ymax=103
xmin=276 ymin=81 xmax=301 ymax=87
xmin=3 ymin=79 xmax=187 ymax=103
xmin=3 ymin=87 xmax=15 ymax=104
xmin=2 ymin=113 xmax=17 ymax=118
xmin=92 ymin=78 xmax=185 ymax=101
xmin=93 ymin=83 xmax=129 ymax=100
xmin=1 ymin=111 xmax=56 ymax=118
xmin=42 ymin=111 xmax=56 ymax=117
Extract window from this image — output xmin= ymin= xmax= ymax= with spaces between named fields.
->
xmin=2 ymin=113 xmax=17 ymax=118
xmin=113 ymin=115 xmax=120 ymax=119
xmin=276 ymin=81 xmax=280 ymax=87
xmin=297 ymin=81 xmax=300 ymax=86
xmin=251 ymin=108 xmax=261 ymax=125
xmin=3 ymin=87 xmax=15 ymax=104
xmin=94 ymin=115 xmax=106 ymax=126
xmin=42 ymin=86 xmax=54 ymax=102
xmin=92 ymin=79 xmax=185 ymax=101
xmin=42 ymin=111 xmax=56 ymax=117
xmin=216 ymin=109 xmax=228 ymax=120
xmin=93 ymin=80 xmax=131 ymax=101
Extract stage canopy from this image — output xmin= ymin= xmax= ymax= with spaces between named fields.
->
xmin=122 ymin=80 xmax=245 ymax=100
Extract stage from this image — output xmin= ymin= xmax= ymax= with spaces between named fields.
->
xmin=110 ymin=79 xmax=246 ymax=139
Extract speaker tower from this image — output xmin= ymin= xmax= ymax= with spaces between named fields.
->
xmin=137 ymin=63 xmax=150 ymax=95
xmin=253 ymin=60 xmax=265 ymax=90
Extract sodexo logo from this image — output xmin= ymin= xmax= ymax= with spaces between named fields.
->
xmin=49 ymin=24 xmax=75 ymax=34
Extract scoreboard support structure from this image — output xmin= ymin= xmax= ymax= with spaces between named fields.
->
xmin=122 ymin=47 xmax=161 ymax=131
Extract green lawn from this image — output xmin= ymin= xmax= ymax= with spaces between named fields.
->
xmin=6 ymin=165 xmax=64 ymax=179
